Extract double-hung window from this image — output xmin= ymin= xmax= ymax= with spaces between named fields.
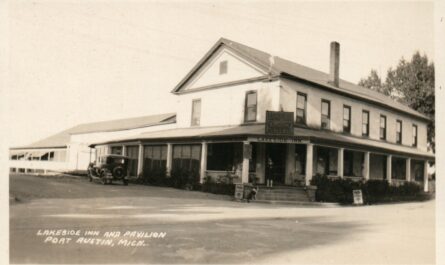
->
xmin=396 ymin=120 xmax=402 ymax=144
xmin=343 ymin=105 xmax=351 ymax=133
xmin=191 ymin=99 xmax=201 ymax=126
xmin=380 ymin=115 xmax=387 ymax=140
xmin=296 ymin=92 xmax=307 ymax=125
xmin=362 ymin=110 xmax=369 ymax=136
xmin=321 ymin=99 xmax=330 ymax=129
xmin=244 ymin=91 xmax=257 ymax=122
xmin=412 ymin=124 xmax=418 ymax=147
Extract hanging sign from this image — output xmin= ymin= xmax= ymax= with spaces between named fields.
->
xmin=265 ymin=111 xmax=294 ymax=136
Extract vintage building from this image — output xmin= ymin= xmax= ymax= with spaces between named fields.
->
xmin=9 ymin=114 xmax=176 ymax=174
xmin=10 ymin=38 xmax=434 ymax=192
xmin=91 ymin=38 xmax=434 ymax=191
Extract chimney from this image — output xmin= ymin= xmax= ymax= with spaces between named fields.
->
xmin=329 ymin=41 xmax=340 ymax=87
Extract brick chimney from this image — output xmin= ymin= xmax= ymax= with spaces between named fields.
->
xmin=329 ymin=41 xmax=340 ymax=87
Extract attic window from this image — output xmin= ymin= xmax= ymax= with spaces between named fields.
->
xmin=219 ymin=61 xmax=228 ymax=75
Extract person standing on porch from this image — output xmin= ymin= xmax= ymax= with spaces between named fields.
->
xmin=266 ymin=157 xmax=274 ymax=188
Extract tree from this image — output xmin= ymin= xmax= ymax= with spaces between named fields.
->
xmin=359 ymin=52 xmax=435 ymax=152
xmin=358 ymin=69 xmax=386 ymax=95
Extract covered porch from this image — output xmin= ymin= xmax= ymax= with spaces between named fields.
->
xmin=91 ymin=124 xmax=434 ymax=192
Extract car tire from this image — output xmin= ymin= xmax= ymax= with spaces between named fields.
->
xmin=123 ymin=180 xmax=128 ymax=186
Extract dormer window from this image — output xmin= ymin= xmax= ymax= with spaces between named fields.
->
xmin=219 ymin=60 xmax=228 ymax=75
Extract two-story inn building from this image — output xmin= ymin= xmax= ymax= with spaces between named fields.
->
xmin=10 ymin=38 xmax=434 ymax=191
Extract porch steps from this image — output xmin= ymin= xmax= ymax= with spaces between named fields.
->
xmin=254 ymin=186 xmax=310 ymax=203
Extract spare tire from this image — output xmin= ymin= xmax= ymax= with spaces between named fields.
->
xmin=113 ymin=166 xmax=125 ymax=178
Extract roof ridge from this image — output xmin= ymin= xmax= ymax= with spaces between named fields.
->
xmin=74 ymin=112 xmax=176 ymax=127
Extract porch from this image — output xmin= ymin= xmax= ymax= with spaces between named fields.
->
xmin=102 ymin=140 xmax=432 ymax=192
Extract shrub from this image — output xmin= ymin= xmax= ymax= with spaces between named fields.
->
xmin=201 ymin=182 xmax=235 ymax=196
xmin=197 ymin=175 xmax=235 ymax=196
xmin=136 ymin=167 xmax=168 ymax=186
xmin=311 ymin=174 xmax=360 ymax=204
xmin=311 ymin=175 xmax=429 ymax=204
xmin=170 ymin=168 xmax=200 ymax=189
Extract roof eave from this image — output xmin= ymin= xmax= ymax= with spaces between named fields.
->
xmin=279 ymin=73 xmax=431 ymax=123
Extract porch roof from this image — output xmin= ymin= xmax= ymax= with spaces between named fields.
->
xmin=91 ymin=124 xmax=434 ymax=160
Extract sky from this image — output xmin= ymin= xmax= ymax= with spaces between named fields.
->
xmin=3 ymin=0 xmax=435 ymax=147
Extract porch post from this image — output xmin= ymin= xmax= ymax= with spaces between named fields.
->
xmin=242 ymin=141 xmax=251 ymax=184
xmin=337 ymin=148 xmax=344 ymax=178
xmin=364 ymin=151 xmax=370 ymax=180
xmin=200 ymin=141 xmax=208 ymax=184
xmin=386 ymin=155 xmax=392 ymax=184
xmin=137 ymin=144 xmax=143 ymax=176
xmin=166 ymin=143 xmax=173 ymax=177
xmin=255 ymin=143 xmax=266 ymax=184
xmin=305 ymin=143 xmax=314 ymax=186
xmin=285 ymin=144 xmax=296 ymax=185
xmin=406 ymin=158 xmax=411 ymax=182
xmin=122 ymin=145 xmax=127 ymax=156
xmin=423 ymin=160 xmax=429 ymax=192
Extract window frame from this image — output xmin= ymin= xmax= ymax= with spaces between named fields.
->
xmin=191 ymin=98 xmax=201 ymax=126
xmin=219 ymin=60 xmax=228 ymax=75
xmin=244 ymin=90 xmax=258 ymax=122
xmin=412 ymin=124 xmax=418 ymax=147
xmin=362 ymin=110 xmax=370 ymax=137
xmin=343 ymin=105 xmax=351 ymax=133
xmin=296 ymin=92 xmax=307 ymax=125
xmin=321 ymin=99 xmax=331 ymax=130
xmin=396 ymin=119 xmax=402 ymax=144
xmin=380 ymin=115 xmax=387 ymax=140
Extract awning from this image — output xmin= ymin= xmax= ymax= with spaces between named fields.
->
xmin=90 ymin=124 xmax=434 ymax=160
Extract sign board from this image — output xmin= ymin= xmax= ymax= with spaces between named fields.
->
xmin=234 ymin=184 xmax=244 ymax=200
xmin=265 ymin=111 xmax=294 ymax=136
xmin=353 ymin=189 xmax=364 ymax=205
xmin=248 ymin=136 xmax=309 ymax=144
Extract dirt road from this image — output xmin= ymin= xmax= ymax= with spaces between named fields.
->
xmin=10 ymin=174 xmax=435 ymax=264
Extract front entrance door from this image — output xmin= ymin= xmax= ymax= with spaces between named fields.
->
xmin=265 ymin=144 xmax=287 ymax=185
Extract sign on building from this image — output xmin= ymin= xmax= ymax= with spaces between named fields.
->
xmin=234 ymin=184 xmax=244 ymax=200
xmin=353 ymin=189 xmax=364 ymax=205
xmin=265 ymin=111 xmax=294 ymax=136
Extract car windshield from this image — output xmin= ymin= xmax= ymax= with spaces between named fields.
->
xmin=106 ymin=157 xmax=126 ymax=164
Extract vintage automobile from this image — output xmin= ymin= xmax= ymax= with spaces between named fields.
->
xmin=87 ymin=154 xmax=130 ymax=185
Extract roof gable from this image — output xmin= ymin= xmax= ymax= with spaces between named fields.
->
xmin=181 ymin=46 xmax=267 ymax=92
xmin=172 ymin=38 xmax=430 ymax=121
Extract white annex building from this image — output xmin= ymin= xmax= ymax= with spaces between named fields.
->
xmin=10 ymin=38 xmax=435 ymax=191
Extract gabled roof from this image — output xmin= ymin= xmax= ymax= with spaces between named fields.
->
xmin=10 ymin=113 xmax=176 ymax=150
xmin=172 ymin=38 xmax=430 ymax=121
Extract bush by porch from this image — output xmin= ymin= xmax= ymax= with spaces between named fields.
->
xmin=311 ymin=174 xmax=432 ymax=204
